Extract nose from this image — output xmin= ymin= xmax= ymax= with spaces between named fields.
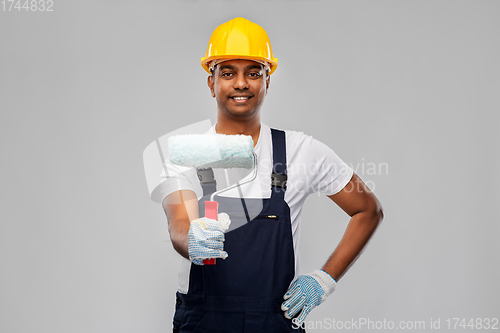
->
xmin=233 ymin=72 xmax=249 ymax=90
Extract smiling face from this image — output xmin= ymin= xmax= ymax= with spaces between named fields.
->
xmin=208 ymin=59 xmax=270 ymax=122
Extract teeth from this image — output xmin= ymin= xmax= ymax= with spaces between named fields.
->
xmin=233 ymin=97 xmax=248 ymax=100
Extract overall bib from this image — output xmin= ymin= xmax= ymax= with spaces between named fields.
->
xmin=173 ymin=129 xmax=303 ymax=333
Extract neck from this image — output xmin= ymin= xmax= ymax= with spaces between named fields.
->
xmin=215 ymin=117 xmax=261 ymax=148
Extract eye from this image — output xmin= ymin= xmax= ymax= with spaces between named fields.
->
xmin=220 ymin=72 xmax=233 ymax=78
xmin=248 ymin=72 xmax=261 ymax=78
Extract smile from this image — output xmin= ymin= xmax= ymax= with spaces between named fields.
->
xmin=230 ymin=96 xmax=252 ymax=103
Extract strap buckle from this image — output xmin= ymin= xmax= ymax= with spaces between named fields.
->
xmin=271 ymin=173 xmax=287 ymax=190
xmin=197 ymin=168 xmax=216 ymax=185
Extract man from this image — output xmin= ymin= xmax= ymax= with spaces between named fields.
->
xmin=162 ymin=17 xmax=383 ymax=332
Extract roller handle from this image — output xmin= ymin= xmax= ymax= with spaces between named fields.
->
xmin=203 ymin=201 xmax=219 ymax=265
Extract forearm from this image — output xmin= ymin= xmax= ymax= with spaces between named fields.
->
xmin=168 ymin=221 xmax=190 ymax=259
xmin=322 ymin=209 xmax=382 ymax=281
xmin=163 ymin=190 xmax=199 ymax=260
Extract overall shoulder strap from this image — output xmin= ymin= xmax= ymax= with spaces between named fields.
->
xmin=270 ymin=128 xmax=287 ymax=196
xmin=197 ymin=168 xmax=216 ymax=197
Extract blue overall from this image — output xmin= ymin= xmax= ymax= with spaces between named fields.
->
xmin=172 ymin=129 xmax=303 ymax=333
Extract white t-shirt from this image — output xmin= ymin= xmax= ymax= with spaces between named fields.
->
xmin=156 ymin=123 xmax=353 ymax=293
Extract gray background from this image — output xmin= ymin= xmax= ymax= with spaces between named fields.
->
xmin=1 ymin=0 xmax=499 ymax=332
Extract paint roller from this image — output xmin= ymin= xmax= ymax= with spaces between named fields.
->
xmin=167 ymin=134 xmax=257 ymax=264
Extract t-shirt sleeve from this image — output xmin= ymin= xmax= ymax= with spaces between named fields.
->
xmin=298 ymin=135 xmax=353 ymax=196
xmin=150 ymin=161 xmax=201 ymax=205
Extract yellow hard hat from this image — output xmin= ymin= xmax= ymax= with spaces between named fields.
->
xmin=201 ymin=17 xmax=278 ymax=75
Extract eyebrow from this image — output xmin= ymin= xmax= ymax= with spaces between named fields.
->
xmin=219 ymin=64 xmax=263 ymax=71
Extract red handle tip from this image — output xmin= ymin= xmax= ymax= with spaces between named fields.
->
xmin=203 ymin=201 xmax=219 ymax=265
xmin=203 ymin=258 xmax=216 ymax=265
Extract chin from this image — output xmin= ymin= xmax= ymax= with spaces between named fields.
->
xmin=231 ymin=109 xmax=257 ymax=118
xmin=222 ymin=106 xmax=254 ymax=117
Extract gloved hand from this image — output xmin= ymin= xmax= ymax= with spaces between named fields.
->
xmin=188 ymin=213 xmax=231 ymax=265
xmin=281 ymin=269 xmax=337 ymax=326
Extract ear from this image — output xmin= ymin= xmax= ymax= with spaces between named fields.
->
xmin=207 ymin=75 xmax=215 ymax=98
xmin=265 ymin=74 xmax=270 ymax=95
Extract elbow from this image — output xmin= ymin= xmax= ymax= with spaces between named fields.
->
xmin=376 ymin=206 xmax=384 ymax=224
xmin=365 ymin=199 xmax=384 ymax=227
xmin=373 ymin=203 xmax=384 ymax=226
